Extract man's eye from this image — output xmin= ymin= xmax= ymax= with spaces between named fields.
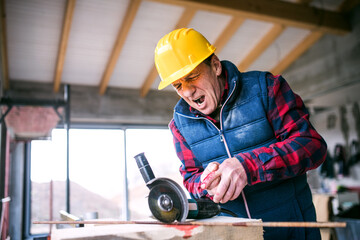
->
xmin=174 ymin=84 xmax=182 ymax=90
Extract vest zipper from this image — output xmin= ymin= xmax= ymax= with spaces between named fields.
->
xmin=218 ymin=82 xmax=252 ymax=219
xmin=176 ymin=80 xmax=252 ymax=219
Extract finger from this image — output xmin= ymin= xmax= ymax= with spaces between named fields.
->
xmin=200 ymin=162 xmax=219 ymax=182
xmin=220 ymin=180 xmax=235 ymax=204
xmin=213 ymin=179 xmax=230 ymax=203
xmin=207 ymin=176 xmax=220 ymax=190
xmin=201 ymin=171 xmax=221 ymax=189
xmin=229 ymin=184 xmax=243 ymax=201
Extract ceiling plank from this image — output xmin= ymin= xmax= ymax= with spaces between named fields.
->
xmin=99 ymin=0 xmax=141 ymax=95
xmin=149 ymin=0 xmax=350 ymax=35
xmin=53 ymin=0 xmax=76 ymax=93
xmin=214 ymin=17 xmax=245 ymax=53
xmin=238 ymin=24 xmax=284 ymax=72
xmin=0 ymin=0 xmax=9 ymax=90
xmin=271 ymin=30 xmax=324 ymax=75
xmin=140 ymin=8 xmax=196 ymax=97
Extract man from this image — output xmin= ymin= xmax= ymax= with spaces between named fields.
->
xmin=155 ymin=28 xmax=327 ymax=239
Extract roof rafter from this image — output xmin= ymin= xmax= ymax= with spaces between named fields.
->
xmin=238 ymin=24 xmax=284 ymax=71
xmin=338 ymin=0 xmax=360 ymax=12
xmin=149 ymin=0 xmax=350 ymax=35
xmin=99 ymin=0 xmax=141 ymax=95
xmin=0 ymin=0 xmax=9 ymax=90
xmin=271 ymin=0 xmax=350 ymax=75
xmin=140 ymin=7 xmax=197 ymax=97
xmin=271 ymin=30 xmax=323 ymax=75
xmin=53 ymin=0 xmax=76 ymax=93
xmin=214 ymin=17 xmax=245 ymax=53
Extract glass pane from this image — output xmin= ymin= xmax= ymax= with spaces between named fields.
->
xmin=30 ymin=129 xmax=67 ymax=235
xmin=30 ymin=128 xmax=125 ymax=235
xmin=126 ymin=128 xmax=187 ymax=220
xmin=69 ymin=129 xmax=124 ymax=220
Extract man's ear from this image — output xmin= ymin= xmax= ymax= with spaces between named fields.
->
xmin=212 ymin=55 xmax=222 ymax=76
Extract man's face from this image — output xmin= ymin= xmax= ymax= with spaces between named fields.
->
xmin=172 ymin=56 xmax=223 ymax=116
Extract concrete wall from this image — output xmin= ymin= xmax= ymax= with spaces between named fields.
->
xmin=5 ymin=80 xmax=179 ymax=126
xmin=283 ymin=5 xmax=360 ymax=109
xmin=311 ymin=101 xmax=360 ymax=154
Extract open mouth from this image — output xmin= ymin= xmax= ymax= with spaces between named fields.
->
xmin=194 ymin=96 xmax=205 ymax=106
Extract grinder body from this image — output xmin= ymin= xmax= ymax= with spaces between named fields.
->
xmin=134 ymin=152 xmax=220 ymax=223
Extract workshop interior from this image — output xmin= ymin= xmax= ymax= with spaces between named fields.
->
xmin=1 ymin=0 xmax=360 ymax=239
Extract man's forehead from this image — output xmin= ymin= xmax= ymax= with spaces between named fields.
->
xmin=182 ymin=64 xmax=203 ymax=80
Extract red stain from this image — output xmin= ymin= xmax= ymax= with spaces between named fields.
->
xmin=165 ymin=225 xmax=199 ymax=239
xmin=202 ymin=171 xmax=215 ymax=186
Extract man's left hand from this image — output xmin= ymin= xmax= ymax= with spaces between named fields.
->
xmin=212 ymin=157 xmax=248 ymax=204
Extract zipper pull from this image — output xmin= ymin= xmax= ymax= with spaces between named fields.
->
xmin=219 ymin=131 xmax=224 ymax=142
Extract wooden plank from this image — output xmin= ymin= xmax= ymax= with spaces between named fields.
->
xmin=140 ymin=65 xmax=160 ymax=97
xmin=34 ymin=220 xmax=346 ymax=228
xmin=48 ymin=217 xmax=264 ymax=240
xmin=53 ymin=0 xmax=76 ymax=93
xmin=213 ymin=17 xmax=244 ymax=53
xmin=237 ymin=24 xmax=284 ymax=72
xmin=98 ymin=0 xmax=141 ymax=95
xmin=271 ymin=30 xmax=324 ymax=75
xmin=0 ymin=0 xmax=9 ymax=90
xmin=148 ymin=0 xmax=350 ymax=35
xmin=140 ymin=8 xmax=196 ymax=97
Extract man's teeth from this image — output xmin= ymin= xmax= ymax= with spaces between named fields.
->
xmin=194 ymin=96 xmax=204 ymax=105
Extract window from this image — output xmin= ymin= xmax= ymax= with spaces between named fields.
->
xmin=29 ymin=126 xmax=183 ymax=235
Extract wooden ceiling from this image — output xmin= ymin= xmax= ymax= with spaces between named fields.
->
xmin=0 ymin=0 xmax=354 ymax=98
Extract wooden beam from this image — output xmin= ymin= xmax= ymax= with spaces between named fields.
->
xmin=338 ymin=0 xmax=360 ymax=12
xmin=271 ymin=30 xmax=324 ymax=75
xmin=140 ymin=8 xmax=196 ymax=97
xmin=295 ymin=0 xmax=313 ymax=5
xmin=140 ymin=66 xmax=159 ymax=97
xmin=99 ymin=0 xmax=141 ymax=95
xmin=53 ymin=0 xmax=76 ymax=93
xmin=148 ymin=0 xmax=350 ymax=35
xmin=0 ymin=0 xmax=9 ymax=90
xmin=238 ymin=24 xmax=284 ymax=71
xmin=213 ymin=17 xmax=244 ymax=53
xmin=269 ymin=0 xmax=351 ymax=75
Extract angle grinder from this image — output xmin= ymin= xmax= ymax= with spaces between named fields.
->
xmin=134 ymin=152 xmax=221 ymax=223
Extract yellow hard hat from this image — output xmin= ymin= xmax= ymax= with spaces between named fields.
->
xmin=155 ymin=28 xmax=216 ymax=90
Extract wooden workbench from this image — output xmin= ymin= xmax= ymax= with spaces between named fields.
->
xmin=50 ymin=216 xmax=264 ymax=240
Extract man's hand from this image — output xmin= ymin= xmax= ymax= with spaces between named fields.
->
xmin=200 ymin=162 xmax=220 ymax=196
xmin=201 ymin=158 xmax=248 ymax=204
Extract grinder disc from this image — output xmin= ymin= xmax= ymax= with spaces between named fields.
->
xmin=148 ymin=178 xmax=188 ymax=223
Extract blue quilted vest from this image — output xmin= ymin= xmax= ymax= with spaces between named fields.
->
xmin=173 ymin=61 xmax=319 ymax=239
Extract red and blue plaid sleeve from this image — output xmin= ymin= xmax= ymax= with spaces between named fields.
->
xmin=169 ymin=120 xmax=211 ymax=199
xmin=236 ymin=73 xmax=327 ymax=185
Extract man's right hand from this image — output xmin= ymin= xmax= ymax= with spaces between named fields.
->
xmin=200 ymin=162 xmax=220 ymax=196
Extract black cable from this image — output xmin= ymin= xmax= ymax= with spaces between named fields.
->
xmin=220 ymin=208 xmax=238 ymax=217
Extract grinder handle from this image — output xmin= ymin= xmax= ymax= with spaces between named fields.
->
xmin=134 ymin=152 xmax=155 ymax=187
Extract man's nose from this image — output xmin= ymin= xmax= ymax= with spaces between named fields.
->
xmin=181 ymin=82 xmax=195 ymax=97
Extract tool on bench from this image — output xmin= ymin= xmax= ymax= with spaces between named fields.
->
xmin=134 ymin=152 xmax=221 ymax=223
